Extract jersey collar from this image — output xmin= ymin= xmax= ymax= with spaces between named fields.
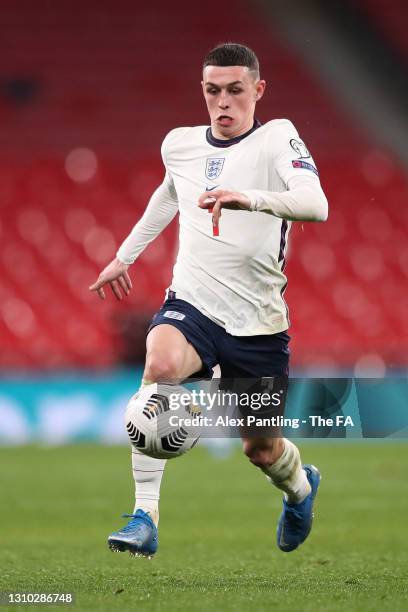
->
xmin=206 ymin=119 xmax=262 ymax=148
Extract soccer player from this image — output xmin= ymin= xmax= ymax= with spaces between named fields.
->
xmin=90 ymin=43 xmax=328 ymax=557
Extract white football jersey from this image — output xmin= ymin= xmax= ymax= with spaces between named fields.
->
xmin=160 ymin=118 xmax=321 ymax=336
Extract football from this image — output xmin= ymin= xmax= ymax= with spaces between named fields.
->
xmin=124 ymin=383 xmax=201 ymax=459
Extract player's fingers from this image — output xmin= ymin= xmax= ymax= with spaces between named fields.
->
xmin=199 ymin=198 xmax=216 ymax=209
xmin=197 ymin=191 xmax=213 ymax=205
xmin=89 ymin=277 xmax=104 ymax=291
xmin=97 ymin=287 xmax=106 ymax=300
xmin=197 ymin=192 xmax=207 ymax=206
xmin=212 ymin=202 xmax=222 ymax=225
xmin=117 ymin=275 xmax=130 ymax=296
xmin=124 ymin=271 xmax=132 ymax=290
xmin=217 ymin=195 xmax=240 ymax=210
xmin=220 ymin=193 xmax=251 ymax=210
xmin=90 ymin=270 xmax=115 ymax=291
xmin=207 ymin=190 xmax=224 ymax=199
xmin=110 ymin=279 xmax=123 ymax=301
xmin=198 ymin=190 xmax=223 ymax=207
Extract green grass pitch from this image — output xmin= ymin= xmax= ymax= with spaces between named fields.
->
xmin=0 ymin=443 xmax=407 ymax=611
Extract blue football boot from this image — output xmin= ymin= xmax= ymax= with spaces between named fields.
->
xmin=108 ymin=509 xmax=158 ymax=558
xmin=277 ymin=464 xmax=321 ymax=552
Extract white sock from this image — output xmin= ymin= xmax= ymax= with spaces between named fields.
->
xmin=132 ymin=449 xmax=165 ymax=526
xmin=261 ymin=439 xmax=311 ymax=504
xmin=130 ymin=378 xmax=166 ymax=525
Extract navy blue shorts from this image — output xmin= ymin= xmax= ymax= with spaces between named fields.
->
xmin=148 ymin=297 xmax=290 ymax=379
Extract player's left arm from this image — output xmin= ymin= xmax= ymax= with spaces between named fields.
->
xmin=198 ymin=120 xmax=328 ymax=229
xmin=198 ymin=175 xmax=328 ymax=228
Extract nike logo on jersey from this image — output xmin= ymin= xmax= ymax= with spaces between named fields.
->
xmin=205 ymin=185 xmax=220 ymax=192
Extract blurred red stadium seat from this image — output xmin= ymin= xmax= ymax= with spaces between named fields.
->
xmin=0 ymin=1 xmax=407 ymax=369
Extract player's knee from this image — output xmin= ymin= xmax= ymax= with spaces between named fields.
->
xmin=144 ymin=351 xmax=185 ymax=383
xmin=243 ymin=438 xmax=283 ymax=467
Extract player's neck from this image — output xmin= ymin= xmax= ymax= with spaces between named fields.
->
xmin=207 ymin=119 xmax=261 ymax=147
xmin=210 ymin=118 xmax=257 ymax=141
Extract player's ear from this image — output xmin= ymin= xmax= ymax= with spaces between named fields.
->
xmin=255 ymin=79 xmax=266 ymax=101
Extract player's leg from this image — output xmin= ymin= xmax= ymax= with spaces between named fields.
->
xmin=144 ymin=323 xmax=203 ymax=381
xmin=131 ymin=323 xmax=202 ymax=522
xmin=108 ymin=323 xmax=203 ymax=557
xmin=242 ymin=436 xmax=311 ymax=503
xmin=242 ymin=434 xmax=320 ymax=552
xmin=219 ymin=330 xmax=320 ymax=552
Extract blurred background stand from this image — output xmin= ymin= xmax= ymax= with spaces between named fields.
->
xmin=0 ymin=0 xmax=407 ymax=444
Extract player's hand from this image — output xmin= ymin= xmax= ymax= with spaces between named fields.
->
xmin=198 ymin=190 xmax=251 ymax=231
xmin=89 ymin=257 xmax=132 ymax=301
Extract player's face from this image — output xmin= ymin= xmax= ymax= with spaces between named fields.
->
xmin=202 ymin=65 xmax=266 ymax=139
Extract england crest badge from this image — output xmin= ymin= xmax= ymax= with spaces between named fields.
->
xmin=205 ymin=157 xmax=225 ymax=180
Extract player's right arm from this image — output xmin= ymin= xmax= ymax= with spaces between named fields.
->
xmin=89 ymin=169 xmax=179 ymax=301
